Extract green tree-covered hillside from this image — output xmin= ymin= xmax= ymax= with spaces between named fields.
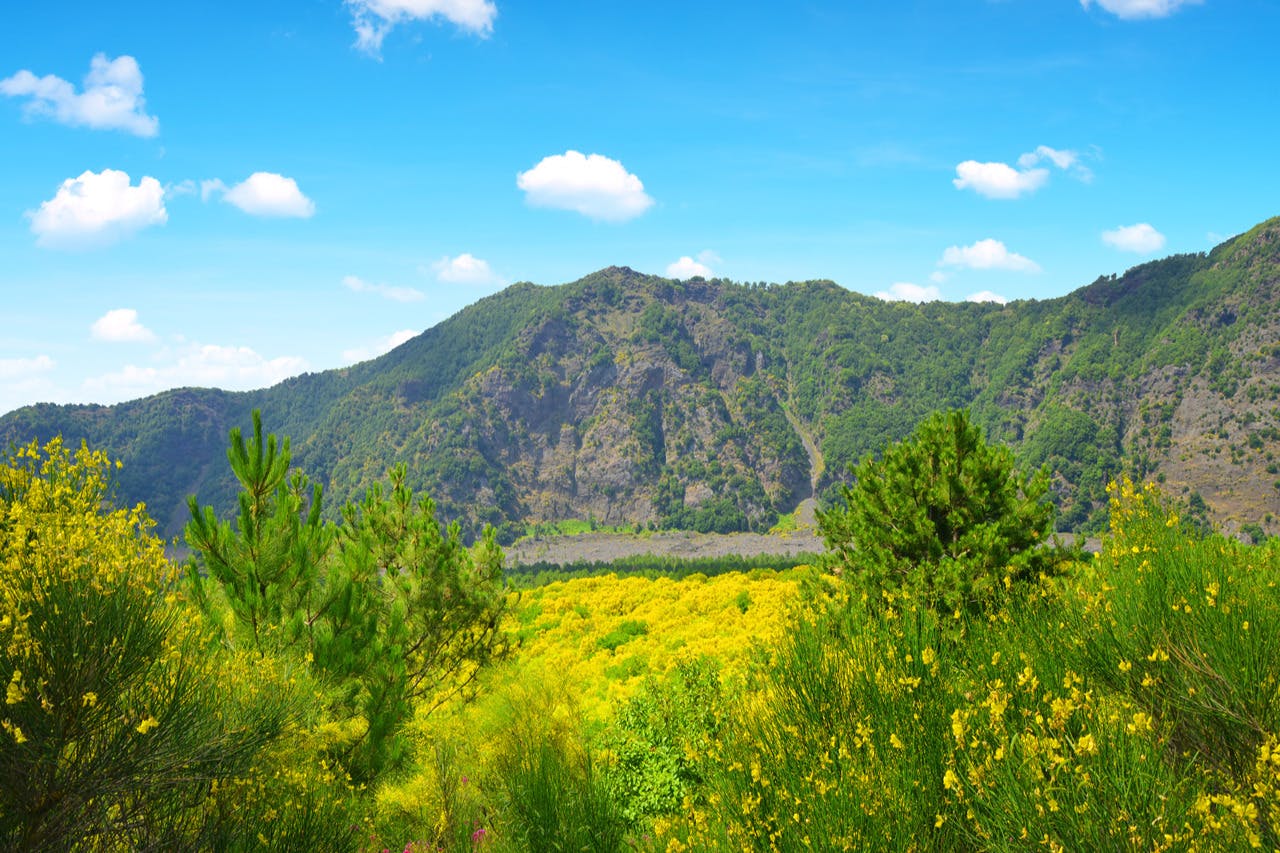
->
xmin=5 ymin=216 xmax=1280 ymax=540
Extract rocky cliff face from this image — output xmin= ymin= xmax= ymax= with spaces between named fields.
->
xmin=5 ymin=218 xmax=1280 ymax=540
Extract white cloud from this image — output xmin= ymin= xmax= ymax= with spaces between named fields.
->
xmin=348 ymin=0 xmax=497 ymax=55
xmin=1081 ymin=0 xmax=1201 ymax=19
xmin=219 ymin=172 xmax=315 ymax=218
xmin=200 ymin=178 xmax=228 ymax=201
xmin=929 ymin=271 xmax=949 ymax=284
xmin=29 ymin=169 xmax=167 ymax=249
xmin=0 ymin=54 xmax=158 ymax=136
xmin=874 ymin=282 xmax=942 ymax=303
xmin=666 ymin=256 xmax=714 ymax=279
xmin=1018 ymin=145 xmax=1073 ymax=171
xmin=342 ymin=329 xmax=418 ymax=363
xmin=83 ymin=343 xmax=308 ymax=400
xmin=940 ymin=239 xmax=1041 ymax=273
xmin=342 ymin=274 xmax=425 ymax=302
xmin=0 ymin=356 xmax=58 ymax=416
xmin=91 ymin=308 xmax=156 ymax=343
xmin=165 ymin=179 xmax=197 ymax=199
xmin=967 ymin=290 xmax=1010 ymax=305
xmin=955 ymin=144 xmax=1093 ymax=199
xmin=953 ymin=160 xmax=1048 ymax=200
xmin=0 ymin=354 xmax=55 ymax=381
xmin=517 ymin=151 xmax=654 ymax=222
xmin=431 ymin=253 xmax=503 ymax=286
xmin=1018 ymin=145 xmax=1094 ymax=182
xmin=1102 ymin=222 xmax=1166 ymax=253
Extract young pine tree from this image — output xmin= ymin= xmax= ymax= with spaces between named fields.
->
xmin=185 ymin=411 xmax=511 ymax=783
xmin=818 ymin=408 xmax=1068 ymax=615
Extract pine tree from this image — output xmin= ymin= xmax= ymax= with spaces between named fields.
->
xmin=185 ymin=411 xmax=511 ymax=782
xmin=818 ymin=408 xmax=1066 ymax=615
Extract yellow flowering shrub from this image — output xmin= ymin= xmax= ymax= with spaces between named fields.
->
xmin=0 ymin=439 xmax=359 ymax=849
xmin=375 ymin=569 xmax=803 ymax=847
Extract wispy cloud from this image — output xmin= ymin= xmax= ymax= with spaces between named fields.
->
xmin=0 ymin=356 xmax=58 ymax=416
xmin=343 ymin=274 xmax=425 ymax=302
xmin=1081 ymin=0 xmax=1202 ymax=19
xmin=83 ymin=343 xmax=307 ymax=400
xmin=348 ymin=0 xmax=497 ymax=56
xmin=342 ymin=329 xmax=417 ymax=363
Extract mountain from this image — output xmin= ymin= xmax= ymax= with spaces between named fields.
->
xmin=5 ymin=217 xmax=1280 ymax=542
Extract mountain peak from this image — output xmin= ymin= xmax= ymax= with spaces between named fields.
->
xmin=5 ymin=215 xmax=1280 ymax=541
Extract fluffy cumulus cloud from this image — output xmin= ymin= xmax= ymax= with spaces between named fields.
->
xmin=29 ymin=169 xmax=167 ymax=249
xmin=91 ymin=308 xmax=156 ymax=343
xmin=517 ymin=151 xmax=654 ymax=222
xmin=874 ymin=282 xmax=942 ymax=303
xmin=955 ymin=145 xmax=1092 ymax=199
xmin=348 ymin=0 xmax=497 ymax=55
xmin=953 ymin=160 xmax=1049 ymax=200
xmin=342 ymin=274 xmax=425 ymax=302
xmin=1081 ymin=0 xmax=1201 ymax=18
xmin=666 ymin=256 xmax=714 ymax=279
xmin=966 ymin=290 xmax=1010 ymax=305
xmin=0 ymin=54 xmax=158 ymax=136
xmin=213 ymin=172 xmax=315 ymax=218
xmin=1102 ymin=222 xmax=1166 ymax=253
xmin=342 ymin=329 xmax=418 ymax=363
xmin=431 ymin=253 xmax=503 ymax=286
xmin=940 ymin=239 xmax=1041 ymax=273
xmin=82 ymin=344 xmax=307 ymax=402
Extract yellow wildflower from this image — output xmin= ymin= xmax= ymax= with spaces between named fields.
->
xmin=5 ymin=670 xmax=24 ymax=705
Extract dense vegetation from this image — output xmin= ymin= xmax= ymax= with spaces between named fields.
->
xmin=6 ymin=409 xmax=1280 ymax=849
xmin=5 ymin=216 xmax=1280 ymax=540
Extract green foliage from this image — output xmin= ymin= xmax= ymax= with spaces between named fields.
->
xmin=603 ymin=658 xmax=727 ymax=825
xmin=7 ymin=221 xmax=1280 ymax=540
xmin=819 ymin=409 xmax=1065 ymax=615
xmin=184 ymin=410 xmax=332 ymax=653
xmin=490 ymin=726 xmax=629 ymax=852
xmin=596 ymin=619 xmax=649 ymax=652
xmin=0 ymin=439 xmax=354 ymax=850
xmin=1022 ymin=405 xmax=1121 ymax=529
xmin=185 ymin=411 xmax=512 ymax=783
xmin=688 ymin=481 xmax=1280 ymax=850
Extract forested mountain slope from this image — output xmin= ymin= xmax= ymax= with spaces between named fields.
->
xmin=5 ymin=217 xmax=1280 ymax=540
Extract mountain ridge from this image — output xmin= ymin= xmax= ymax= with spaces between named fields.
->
xmin=5 ymin=217 xmax=1280 ymax=542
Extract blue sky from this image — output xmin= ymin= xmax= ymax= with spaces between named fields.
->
xmin=2 ymin=0 xmax=1277 ymax=415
